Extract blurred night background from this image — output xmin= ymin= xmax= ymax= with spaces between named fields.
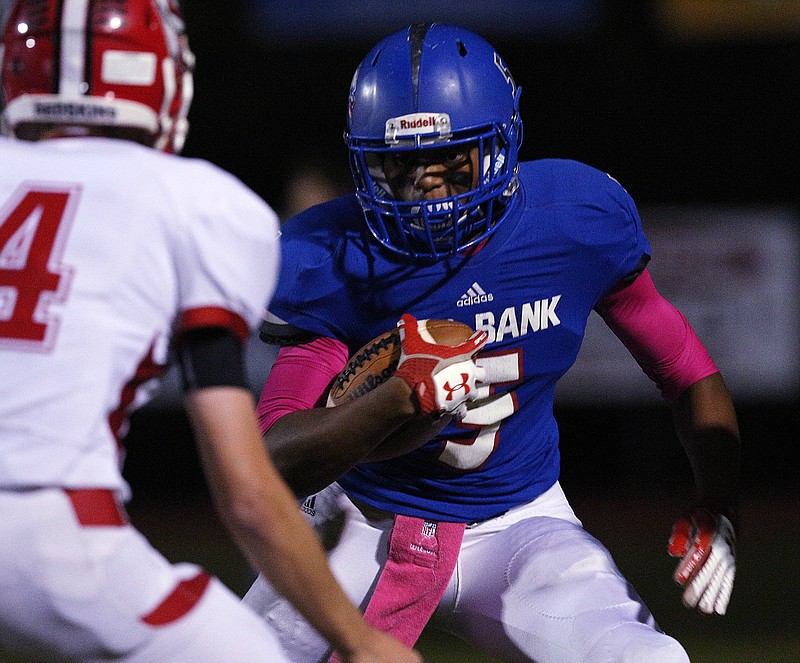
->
xmin=4 ymin=1 xmax=798 ymax=661
xmin=134 ymin=1 xmax=800 ymax=661
xmin=139 ymin=3 xmax=800 ymax=661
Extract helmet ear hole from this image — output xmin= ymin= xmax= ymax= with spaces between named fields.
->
xmin=345 ymin=23 xmax=522 ymax=259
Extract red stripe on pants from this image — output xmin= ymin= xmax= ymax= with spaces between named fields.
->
xmin=65 ymin=489 xmax=126 ymax=526
xmin=141 ymin=571 xmax=212 ymax=626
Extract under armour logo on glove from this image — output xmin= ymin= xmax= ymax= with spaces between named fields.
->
xmin=441 ymin=374 xmax=471 ymax=400
xmin=428 ymin=363 xmax=482 ymax=418
xmin=668 ymin=506 xmax=736 ymax=615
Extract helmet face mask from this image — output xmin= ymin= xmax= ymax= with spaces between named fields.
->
xmin=345 ymin=24 xmax=523 ymax=260
xmin=0 ymin=0 xmax=194 ymax=153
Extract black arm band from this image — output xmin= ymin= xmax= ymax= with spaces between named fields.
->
xmin=176 ymin=327 xmax=249 ymax=392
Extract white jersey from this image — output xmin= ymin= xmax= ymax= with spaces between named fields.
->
xmin=0 ymin=135 xmax=280 ymax=492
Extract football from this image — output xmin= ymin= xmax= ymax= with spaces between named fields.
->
xmin=326 ymin=318 xmax=475 ymax=408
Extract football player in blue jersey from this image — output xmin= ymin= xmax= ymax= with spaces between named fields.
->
xmin=243 ymin=24 xmax=741 ymax=663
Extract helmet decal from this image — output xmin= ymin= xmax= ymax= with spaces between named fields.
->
xmin=384 ymin=112 xmax=451 ymax=144
xmin=493 ymin=52 xmax=517 ymax=91
xmin=408 ymin=23 xmax=428 ymax=106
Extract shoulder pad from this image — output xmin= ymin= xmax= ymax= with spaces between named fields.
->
xmin=612 ymin=253 xmax=651 ymax=292
xmin=258 ymin=316 xmax=319 ymax=347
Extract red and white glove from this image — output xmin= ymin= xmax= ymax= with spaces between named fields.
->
xmin=668 ymin=506 xmax=736 ymax=615
xmin=394 ymin=314 xmax=487 ymax=418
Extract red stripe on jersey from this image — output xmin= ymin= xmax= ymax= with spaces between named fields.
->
xmin=141 ymin=571 xmax=211 ymax=626
xmin=108 ymin=341 xmax=165 ymax=442
xmin=65 ymin=489 xmax=126 ymax=526
xmin=180 ymin=306 xmax=250 ymax=342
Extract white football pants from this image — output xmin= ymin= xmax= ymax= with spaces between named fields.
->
xmin=0 ymin=488 xmax=290 ymax=663
xmin=243 ymin=481 xmax=690 ymax=663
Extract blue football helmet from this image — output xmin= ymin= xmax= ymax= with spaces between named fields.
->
xmin=345 ymin=23 xmax=523 ymax=259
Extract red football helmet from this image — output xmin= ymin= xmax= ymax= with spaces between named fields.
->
xmin=0 ymin=0 xmax=194 ymax=152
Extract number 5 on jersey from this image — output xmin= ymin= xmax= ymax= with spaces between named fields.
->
xmin=0 ymin=185 xmax=78 ymax=349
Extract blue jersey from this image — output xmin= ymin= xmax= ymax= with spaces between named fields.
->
xmin=269 ymin=159 xmax=650 ymax=522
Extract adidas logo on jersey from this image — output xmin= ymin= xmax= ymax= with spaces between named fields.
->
xmin=457 ymin=281 xmax=494 ymax=307
xmin=301 ymin=495 xmax=317 ymax=517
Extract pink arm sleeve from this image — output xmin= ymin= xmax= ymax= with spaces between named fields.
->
xmin=594 ymin=269 xmax=718 ymax=403
xmin=256 ymin=336 xmax=350 ymax=434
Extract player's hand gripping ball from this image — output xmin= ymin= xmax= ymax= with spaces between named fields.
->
xmin=327 ymin=315 xmax=486 ymax=419
xmin=395 ymin=314 xmax=487 ymax=418
xmin=668 ymin=505 xmax=736 ymax=615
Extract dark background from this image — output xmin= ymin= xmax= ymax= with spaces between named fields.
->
xmin=178 ymin=0 xmax=799 ymax=211
xmin=117 ymin=2 xmax=799 ymax=660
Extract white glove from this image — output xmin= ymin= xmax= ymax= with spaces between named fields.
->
xmin=668 ymin=506 xmax=736 ymax=615
xmin=429 ymin=360 xmax=485 ymax=419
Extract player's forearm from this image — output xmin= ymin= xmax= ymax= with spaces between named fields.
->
xmin=224 ymin=474 xmax=373 ymax=654
xmin=671 ymin=372 xmax=741 ymax=521
xmin=186 ymin=388 xmax=374 ymax=655
xmin=266 ymin=376 xmax=417 ymax=496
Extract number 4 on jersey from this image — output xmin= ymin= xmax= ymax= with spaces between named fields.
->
xmin=0 ymin=185 xmax=78 ymax=348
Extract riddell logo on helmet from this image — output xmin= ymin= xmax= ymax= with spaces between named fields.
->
xmin=399 ymin=116 xmax=436 ymax=130
xmin=385 ymin=112 xmax=452 ymax=143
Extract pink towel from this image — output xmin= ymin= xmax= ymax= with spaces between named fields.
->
xmin=329 ymin=515 xmax=465 ymax=661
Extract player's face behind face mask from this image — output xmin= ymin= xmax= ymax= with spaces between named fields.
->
xmin=380 ymin=145 xmax=480 ymax=204
xmin=363 ymin=141 xmax=489 ymax=254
